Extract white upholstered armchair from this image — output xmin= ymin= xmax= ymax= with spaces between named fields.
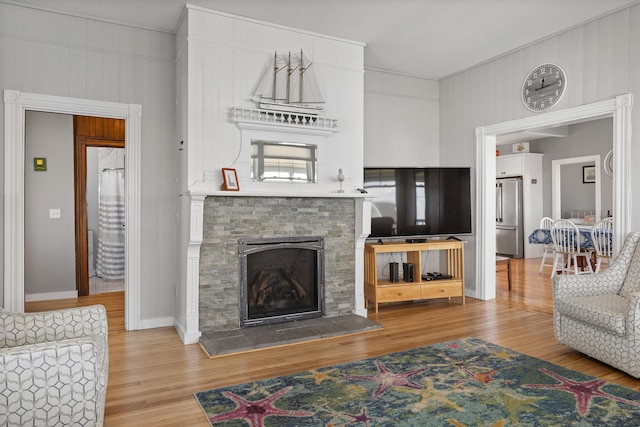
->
xmin=553 ymin=232 xmax=640 ymax=378
xmin=0 ymin=305 xmax=109 ymax=426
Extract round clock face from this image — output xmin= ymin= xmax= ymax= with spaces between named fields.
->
xmin=522 ymin=63 xmax=566 ymax=112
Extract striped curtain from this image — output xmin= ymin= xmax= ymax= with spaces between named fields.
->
xmin=96 ymin=170 xmax=125 ymax=281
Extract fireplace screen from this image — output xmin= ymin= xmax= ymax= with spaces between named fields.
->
xmin=239 ymin=236 xmax=325 ymax=327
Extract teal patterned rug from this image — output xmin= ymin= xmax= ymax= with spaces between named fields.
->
xmin=194 ymin=337 xmax=640 ymax=426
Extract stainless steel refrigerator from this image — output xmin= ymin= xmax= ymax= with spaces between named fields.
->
xmin=496 ymin=177 xmax=524 ymax=258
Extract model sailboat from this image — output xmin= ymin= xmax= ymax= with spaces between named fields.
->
xmin=253 ymin=50 xmax=325 ymax=115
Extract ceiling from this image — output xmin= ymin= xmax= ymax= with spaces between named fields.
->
xmin=9 ymin=0 xmax=639 ymax=79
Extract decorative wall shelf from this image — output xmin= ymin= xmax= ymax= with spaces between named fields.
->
xmin=232 ymin=106 xmax=339 ymax=135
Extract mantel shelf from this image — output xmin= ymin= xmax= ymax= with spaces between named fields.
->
xmin=232 ymin=106 xmax=339 ymax=136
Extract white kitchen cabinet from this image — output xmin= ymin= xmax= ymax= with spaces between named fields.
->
xmin=496 ymin=155 xmax=522 ymax=177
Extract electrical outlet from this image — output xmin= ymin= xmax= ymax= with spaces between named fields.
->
xmin=49 ymin=209 xmax=61 ymax=219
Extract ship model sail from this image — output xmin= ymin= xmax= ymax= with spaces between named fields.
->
xmin=253 ymin=50 xmax=324 ymax=115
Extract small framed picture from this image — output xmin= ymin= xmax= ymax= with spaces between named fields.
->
xmin=33 ymin=157 xmax=47 ymax=171
xmin=512 ymin=142 xmax=529 ymax=153
xmin=583 ymin=165 xmax=596 ymax=183
xmin=221 ymin=168 xmax=239 ymax=191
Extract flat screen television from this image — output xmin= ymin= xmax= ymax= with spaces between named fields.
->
xmin=363 ymin=167 xmax=472 ymax=239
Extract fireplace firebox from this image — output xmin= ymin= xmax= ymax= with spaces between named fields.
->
xmin=239 ymin=236 xmax=325 ymax=327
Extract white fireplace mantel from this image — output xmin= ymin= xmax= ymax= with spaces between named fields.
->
xmin=175 ymin=190 xmax=372 ymax=344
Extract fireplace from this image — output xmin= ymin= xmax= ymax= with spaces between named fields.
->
xmin=197 ymin=195 xmax=363 ymax=334
xmin=239 ymin=236 xmax=324 ymax=327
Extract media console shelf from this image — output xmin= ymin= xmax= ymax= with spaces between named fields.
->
xmin=364 ymin=239 xmax=466 ymax=313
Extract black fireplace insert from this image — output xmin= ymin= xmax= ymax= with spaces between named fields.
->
xmin=239 ymin=236 xmax=325 ymax=327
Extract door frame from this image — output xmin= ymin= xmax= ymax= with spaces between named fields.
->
xmin=75 ymin=137 xmax=125 ymax=296
xmin=475 ymin=93 xmax=632 ymax=300
xmin=551 ymin=155 xmax=601 ymax=221
xmin=4 ymin=90 xmax=142 ymax=330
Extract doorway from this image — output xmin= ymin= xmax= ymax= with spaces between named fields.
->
xmin=4 ymin=90 xmax=142 ymax=331
xmin=552 ymin=155 xmax=601 ymax=221
xmin=475 ymin=94 xmax=632 ymax=301
xmin=73 ymin=115 xmax=125 ymax=296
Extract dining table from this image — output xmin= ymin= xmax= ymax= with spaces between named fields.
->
xmin=528 ymin=225 xmax=612 ymax=251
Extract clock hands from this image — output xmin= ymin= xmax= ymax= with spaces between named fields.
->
xmin=534 ymin=77 xmax=561 ymax=92
xmin=535 ymin=78 xmax=547 ymax=91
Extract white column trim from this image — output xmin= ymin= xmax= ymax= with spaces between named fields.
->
xmin=178 ymin=193 xmax=205 ymax=344
xmin=3 ymin=90 xmax=142 ymax=332
xmin=353 ymin=197 xmax=372 ymax=317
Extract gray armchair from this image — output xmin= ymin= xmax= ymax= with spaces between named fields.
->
xmin=0 ymin=304 xmax=109 ymax=426
xmin=553 ymin=232 xmax=640 ymax=378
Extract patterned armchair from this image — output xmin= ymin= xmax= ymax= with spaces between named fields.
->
xmin=0 ymin=305 xmax=109 ymax=426
xmin=553 ymin=232 xmax=640 ymax=378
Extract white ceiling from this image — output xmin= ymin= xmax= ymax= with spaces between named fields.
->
xmin=9 ymin=0 xmax=639 ymax=79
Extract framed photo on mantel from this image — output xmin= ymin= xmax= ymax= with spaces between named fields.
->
xmin=221 ymin=168 xmax=239 ymax=191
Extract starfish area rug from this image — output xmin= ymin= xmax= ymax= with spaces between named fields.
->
xmin=194 ymin=337 xmax=640 ymax=426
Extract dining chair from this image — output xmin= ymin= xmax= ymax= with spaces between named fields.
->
xmin=591 ymin=217 xmax=614 ymax=273
xmin=496 ymin=256 xmax=512 ymax=291
xmin=550 ymin=219 xmax=593 ymax=278
xmin=538 ymin=217 xmax=555 ymax=273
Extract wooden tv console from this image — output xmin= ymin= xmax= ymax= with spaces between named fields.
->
xmin=364 ymin=239 xmax=466 ymax=313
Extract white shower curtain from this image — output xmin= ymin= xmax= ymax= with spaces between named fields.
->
xmin=96 ymin=170 xmax=125 ymax=281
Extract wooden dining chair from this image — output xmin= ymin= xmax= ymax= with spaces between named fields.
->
xmin=496 ymin=256 xmax=512 ymax=290
xmin=550 ymin=219 xmax=593 ymax=278
xmin=591 ymin=217 xmax=613 ymax=273
xmin=538 ymin=217 xmax=555 ymax=273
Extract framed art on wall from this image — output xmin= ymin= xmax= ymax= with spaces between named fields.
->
xmin=583 ymin=165 xmax=596 ymax=183
xmin=221 ymin=168 xmax=239 ymax=191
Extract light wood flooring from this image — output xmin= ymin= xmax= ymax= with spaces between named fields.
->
xmin=25 ymin=257 xmax=640 ymax=426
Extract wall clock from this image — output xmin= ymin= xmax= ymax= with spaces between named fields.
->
xmin=522 ymin=63 xmax=566 ymax=112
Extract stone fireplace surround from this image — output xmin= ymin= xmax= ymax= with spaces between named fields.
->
xmin=198 ymin=194 xmax=369 ymax=333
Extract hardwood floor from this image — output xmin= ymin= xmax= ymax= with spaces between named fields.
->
xmin=25 ymin=257 xmax=639 ymax=426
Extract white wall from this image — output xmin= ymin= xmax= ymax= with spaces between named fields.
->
xmin=440 ymin=5 xmax=640 ymax=294
xmin=178 ymin=6 xmax=365 ymax=194
xmin=0 ymin=2 xmax=176 ymax=322
xmin=24 ymin=111 xmax=76 ymax=297
xmin=364 ymin=70 xmax=439 ymax=167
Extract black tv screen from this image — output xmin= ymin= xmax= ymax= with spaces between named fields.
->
xmin=363 ymin=167 xmax=472 ymax=238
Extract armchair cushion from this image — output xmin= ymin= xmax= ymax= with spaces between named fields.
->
xmin=0 ymin=305 xmax=108 ymax=427
xmin=555 ymin=294 xmax=627 ymax=336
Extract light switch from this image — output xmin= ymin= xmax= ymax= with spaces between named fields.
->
xmin=49 ymin=209 xmax=61 ymax=219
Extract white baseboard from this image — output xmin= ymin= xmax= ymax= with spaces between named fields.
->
xmin=136 ymin=316 xmax=175 ymax=330
xmin=174 ymin=318 xmax=201 ymax=345
xmin=25 ymin=290 xmax=79 ymax=302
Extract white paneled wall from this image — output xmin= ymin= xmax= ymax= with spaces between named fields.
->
xmin=179 ymin=6 xmax=365 ymax=194
xmin=440 ymin=5 xmax=640 ymax=294
xmin=364 ymin=70 xmax=439 ymax=167
xmin=0 ymin=2 xmax=176 ymax=324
